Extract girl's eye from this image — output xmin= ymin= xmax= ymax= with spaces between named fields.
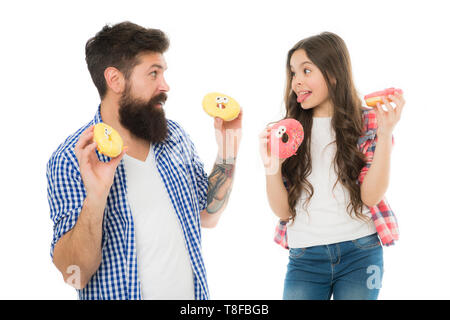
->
xmin=304 ymin=69 xmax=311 ymax=74
xmin=290 ymin=71 xmax=295 ymax=77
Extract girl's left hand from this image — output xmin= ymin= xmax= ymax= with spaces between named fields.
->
xmin=375 ymin=91 xmax=405 ymax=138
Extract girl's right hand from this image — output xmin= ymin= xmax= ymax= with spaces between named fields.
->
xmin=259 ymin=126 xmax=286 ymax=175
xmin=74 ymin=125 xmax=128 ymax=206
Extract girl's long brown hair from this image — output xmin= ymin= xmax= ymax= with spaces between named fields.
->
xmin=282 ymin=32 xmax=369 ymax=222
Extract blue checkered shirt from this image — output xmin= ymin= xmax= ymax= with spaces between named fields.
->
xmin=46 ymin=105 xmax=210 ymax=299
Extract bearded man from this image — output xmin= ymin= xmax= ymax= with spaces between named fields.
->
xmin=46 ymin=21 xmax=242 ymax=300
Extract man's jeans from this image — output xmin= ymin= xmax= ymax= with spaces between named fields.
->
xmin=283 ymin=233 xmax=384 ymax=300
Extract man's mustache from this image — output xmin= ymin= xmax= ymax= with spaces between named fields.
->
xmin=148 ymin=92 xmax=168 ymax=106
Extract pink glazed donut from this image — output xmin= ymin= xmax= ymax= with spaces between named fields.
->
xmin=269 ymin=119 xmax=304 ymax=159
xmin=364 ymin=87 xmax=403 ymax=107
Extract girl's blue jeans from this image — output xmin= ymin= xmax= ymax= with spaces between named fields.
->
xmin=283 ymin=233 xmax=384 ymax=300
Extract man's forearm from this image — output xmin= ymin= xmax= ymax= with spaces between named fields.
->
xmin=360 ymin=133 xmax=393 ymax=207
xmin=205 ymin=156 xmax=236 ymax=214
xmin=53 ymin=196 xmax=105 ymax=289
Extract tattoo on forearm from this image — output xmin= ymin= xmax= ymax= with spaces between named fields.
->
xmin=206 ymin=158 xmax=235 ymax=214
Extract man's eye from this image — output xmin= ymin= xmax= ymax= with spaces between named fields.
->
xmin=150 ymin=71 xmax=157 ymax=77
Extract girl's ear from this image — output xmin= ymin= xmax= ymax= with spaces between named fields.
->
xmin=330 ymin=76 xmax=337 ymax=86
xmin=325 ymin=71 xmax=337 ymax=87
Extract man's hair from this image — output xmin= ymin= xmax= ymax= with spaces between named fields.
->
xmin=85 ymin=21 xmax=169 ymax=99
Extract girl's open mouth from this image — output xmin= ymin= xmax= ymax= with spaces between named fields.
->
xmin=297 ymin=91 xmax=312 ymax=103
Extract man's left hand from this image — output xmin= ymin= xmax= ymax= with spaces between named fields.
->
xmin=214 ymin=108 xmax=243 ymax=161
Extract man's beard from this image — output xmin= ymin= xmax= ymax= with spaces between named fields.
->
xmin=118 ymin=86 xmax=168 ymax=144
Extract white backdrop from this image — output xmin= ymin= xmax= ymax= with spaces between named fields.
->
xmin=1 ymin=0 xmax=449 ymax=299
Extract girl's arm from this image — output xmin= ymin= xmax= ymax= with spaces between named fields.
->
xmin=360 ymin=92 xmax=405 ymax=207
xmin=259 ymin=127 xmax=291 ymax=221
xmin=360 ymin=133 xmax=393 ymax=207
xmin=265 ymin=169 xmax=291 ymax=221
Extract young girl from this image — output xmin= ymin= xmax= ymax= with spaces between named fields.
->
xmin=259 ymin=32 xmax=404 ymax=300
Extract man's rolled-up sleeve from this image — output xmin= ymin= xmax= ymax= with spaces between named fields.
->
xmin=190 ymin=142 xmax=209 ymax=212
xmin=47 ymin=153 xmax=86 ymax=260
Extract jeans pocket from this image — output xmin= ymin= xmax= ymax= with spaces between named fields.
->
xmin=352 ymin=233 xmax=381 ymax=250
xmin=289 ymin=247 xmax=306 ymax=259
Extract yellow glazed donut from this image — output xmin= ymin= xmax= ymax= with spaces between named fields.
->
xmin=93 ymin=123 xmax=123 ymax=158
xmin=202 ymin=92 xmax=240 ymax=121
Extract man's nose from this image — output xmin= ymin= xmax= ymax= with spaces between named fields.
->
xmin=159 ymin=77 xmax=170 ymax=92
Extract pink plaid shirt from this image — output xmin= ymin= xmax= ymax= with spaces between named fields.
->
xmin=274 ymin=107 xmax=399 ymax=249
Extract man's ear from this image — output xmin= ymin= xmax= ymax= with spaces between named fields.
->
xmin=104 ymin=67 xmax=125 ymax=94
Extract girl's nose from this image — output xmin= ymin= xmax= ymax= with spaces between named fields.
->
xmin=293 ymin=78 xmax=303 ymax=90
xmin=296 ymin=74 xmax=305 ymax=85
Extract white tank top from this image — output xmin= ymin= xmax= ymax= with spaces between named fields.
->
xmin=123 ymin=145 xmax=195 ymax=299
xmin=287 ymin=117 xmax=377 ymax=248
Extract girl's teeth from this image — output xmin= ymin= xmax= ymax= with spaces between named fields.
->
xmin=297 ymin=91 xmax=312 ymax=103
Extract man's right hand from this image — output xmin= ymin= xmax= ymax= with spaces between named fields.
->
xmin=74 ymin=125 xmax=127 ymax=205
